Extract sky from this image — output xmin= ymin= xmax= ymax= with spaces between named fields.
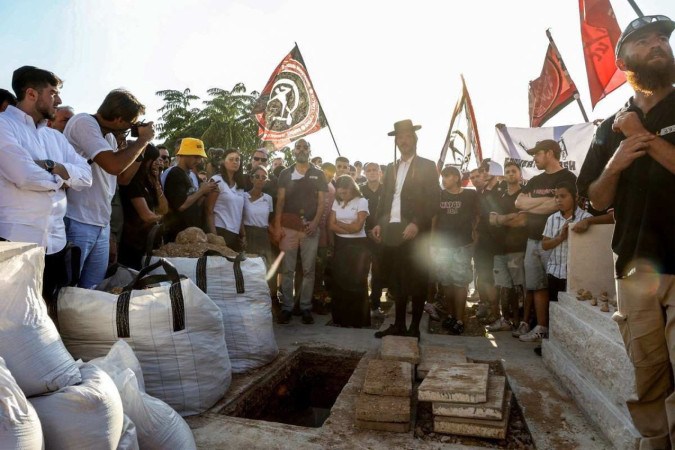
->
xmin=1 ymin=0 xmax=674 ymax=166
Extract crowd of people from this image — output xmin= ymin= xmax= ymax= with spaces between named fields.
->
xmin=0 ymin=13 xmax=674 ymax=446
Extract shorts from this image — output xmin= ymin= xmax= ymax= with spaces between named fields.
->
xmin=524 ymin=239 xmax=551 ymax=291
xmin=434 ymin=245 xmax=473 ymax=287
xmin=493 ymin=252 xmax=525 ymax=288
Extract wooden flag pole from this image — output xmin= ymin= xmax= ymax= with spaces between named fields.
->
xmin=627 ymin=0 xmax=644 ymax=17
xmin=294 ymin=42 xmax=341 ymax=157
xmin=546 ymin=29 xmax=590 ymax=123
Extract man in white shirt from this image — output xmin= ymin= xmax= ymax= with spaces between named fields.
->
xmin=64 ymin=89 xmax=154 ymax=288
xmin=0 ymin=66 xmax=92 ymax=303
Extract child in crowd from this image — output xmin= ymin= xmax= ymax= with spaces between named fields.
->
xmin=541 ymin=181 xmax=593 ymax=301
xmin=431 ymin=166 xmax=479 ymax=335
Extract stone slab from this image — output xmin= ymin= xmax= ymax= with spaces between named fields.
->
xmin=355 ymin=393 xmax=410 ymax=423
xmin=416 ymin=345 xmax=467 ymax=380
xmin=433 ymin=376 xmax=506 ymax=420
xmin=355 ymin=419 xmax=410 ymax=433
xmin=567 ymin=224 xmax=616 ymax=298
xmin=558 ymin=292 xmax=622 ymax=341
xmin=434 ymin=391 xmax=511 ymax=439
xmin=543 ymin=339 xmax=640 ymax=450
xmin=380 ymin=336 xmax=420 ymax=365
xmin=418 ymin=363 xmax=489 ymax=403
xmin=362 ymin=359 xmax=412 ymax=397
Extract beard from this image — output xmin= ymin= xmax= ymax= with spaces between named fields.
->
xmin=295 ymin=151 xmax=309 ymax=164
xmin=624 ymin=49 xmax=675 ymax=95
xmin=36 ymin=100 xmax=56 ymax=121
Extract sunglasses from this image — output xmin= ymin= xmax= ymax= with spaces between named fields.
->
xmin=252 ymin=174 xmax=268 ymax=180
xmin=253 ymin=157 xmax=268 ymax=163
xmin=625 ymin=15 xmax=671 ymax=33
xmin=160 ymin=155 xmax=170 ymax=160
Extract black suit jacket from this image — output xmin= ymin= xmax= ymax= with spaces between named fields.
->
xmin=376 ymin=155 xmax=438 ymax=233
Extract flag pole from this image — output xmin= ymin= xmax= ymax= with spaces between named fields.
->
xmin=546 ymin=29 xmax=589 ymax=123
xmin=627 ymin=0 xmax=644 ymax=17
xmin=294 ymin=42 xmax=341 ymax=157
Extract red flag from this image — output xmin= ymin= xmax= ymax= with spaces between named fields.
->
xmin=529 ymin=43 xmax=578 ymax=127
xmin=579 ymin=0 xmax=626 ymax=109
xmin=437 ymin=75 xmax=483 ymax=173
xmin=253 ymin=45 xmax=327 ymax=150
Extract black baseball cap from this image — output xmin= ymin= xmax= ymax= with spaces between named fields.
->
xmin=526 ymin=139 xmax=561 ymax=159
xmin=616 ymin=15 xmax=675 ymax=58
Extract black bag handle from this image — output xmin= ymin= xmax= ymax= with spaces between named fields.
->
xmin=143 ymin=223 xmax=164 ymax=268
xmin=116 ymin=258 xmax=186 ymax=337
xmin=195 ymin=251 xmax=247 ymax=294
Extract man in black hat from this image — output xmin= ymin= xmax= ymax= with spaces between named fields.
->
xmin=577 ymin=15 xmax=675 ymax=448
xmin=371 ymin=119 xmax=439 ymax=338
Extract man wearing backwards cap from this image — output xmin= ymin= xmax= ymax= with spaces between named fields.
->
xmin=371 ymin=119 xmax=438 ymax=339
xmin=577 ymin=15 xmax=675 ymax=448
xmin=163 ymin=137 xmax=218 ymax=241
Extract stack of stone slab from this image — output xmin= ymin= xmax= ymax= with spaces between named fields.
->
xmin=416 ymin=345 xmax=467 ymax=380
xmin=355 ymin=336 xmax=420 ymax=432
xmin=418 ymin=363 xmax=511 ymax=439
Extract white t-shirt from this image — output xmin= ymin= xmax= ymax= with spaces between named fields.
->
xmin=332 ymin=196 xmax=369 ymax=238
xmin=64 ymin=113 xmax=118 ymax=227
xmin=390 ymin=156 xmax=412 ymax=223
xmin=243 ymin=192 xmax=273 ymax=228
xmin=210 ymin=174 xmax=245 ymax=234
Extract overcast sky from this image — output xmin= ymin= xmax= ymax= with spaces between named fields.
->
xmin=1 ymin=0 xmax=673 ymax=165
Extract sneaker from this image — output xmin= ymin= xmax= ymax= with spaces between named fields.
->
xmin=432 ymin=301 xmax=448 ymax=316
xmin=442 ymin=315 xmax=457 ymax=330
xmin=277 ymin=310 xmax=292 ymax=324
xmin=519 ymin=325 xmax=548 ymax=342
xmin=475 ymin=303 xmax=489 ymax=319
xmin=448 ymin=320 xmax=464 ymax=336
xmin=511 ymin=321 xmax=530 ymax=338
xmin=370 ymin=307 xmax=386 ymax=319
xmin=486 ymin=317 xmax=512 ymax=332
xmin=424 ymin=303 xmax=441 ymax=321
xmin=374 ymin=324 xmax=405 ymax=339
xmin=301 ymin=310 xmax=315 ymax=325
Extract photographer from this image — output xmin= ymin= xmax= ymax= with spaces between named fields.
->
xmin=64 ymin=89 xmax=154 ymax=288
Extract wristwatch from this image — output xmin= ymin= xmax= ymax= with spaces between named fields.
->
xmin=44 ymin=160 xmax=55 ymax=173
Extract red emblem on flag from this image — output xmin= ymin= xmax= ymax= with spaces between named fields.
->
xmin=529 ymin=44 xmax=578 ymax=127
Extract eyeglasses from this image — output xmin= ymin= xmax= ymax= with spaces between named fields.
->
xmin=253 ymin=157 xmax=268 ymax=163
xmin=252 ymin=174 xmax=268 ymax=180
xmin=160 ymin=155 xmax=170 ymax=160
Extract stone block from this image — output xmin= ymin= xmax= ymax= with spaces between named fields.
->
xmin=567 ymin=224 xmax=615 ymax=298
xmin=418 ymin=363 xmax=489 ymax=403
xmin=416 ymin=345 xmax=467 ymax=380
xmin=362 ymin=359 xmax=412 ymax=397
xmin=433 ymin=376 xmax=506 ymax=420
xmin=558 ymin=292 xmax=621 ymax=341
xmin=434 ymin=391 xmax=511 ymax=439
xmin=355 ymin=419 xmax=410 ymax=433
xmin=380 ymin=336 xmax=420 ymax=365
xmin=543 ymin=339 xmax=640 ymax=450
xmin=355 ymin=393 xmax=410 ymax=423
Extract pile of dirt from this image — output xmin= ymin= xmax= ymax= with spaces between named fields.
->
xmin=153 ymin=227 xmax=237 ymax=258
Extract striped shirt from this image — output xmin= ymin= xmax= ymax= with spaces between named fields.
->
xmin=542 ymin=207 xmax=592 ymax=279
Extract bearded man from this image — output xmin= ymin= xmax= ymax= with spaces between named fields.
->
xmin=577 ymin=15 xmax=675 ymax=449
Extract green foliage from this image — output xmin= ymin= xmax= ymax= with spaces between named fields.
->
xmin=155 ymin=84 xmax=263 ymax=161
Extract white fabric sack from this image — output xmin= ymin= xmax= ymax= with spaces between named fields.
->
xmin=116 ymin=415 xmax=139 ymax=450
xmin=0 ymin=356 xmax=44 ymax=450
xmin=90 ymin=341 xmax=196 ymax=450
xmin=95 ymin=264 xmax=139 ymax=293
xmin=58 ymin=259 xmax=231 ymax=415
xmin=0 ymin=246 xmax=80 ymax=397
xmin=149 ymin=254 xmax=278 ymax=373
xmin=29 ymin=363 xmax=124 ymax=450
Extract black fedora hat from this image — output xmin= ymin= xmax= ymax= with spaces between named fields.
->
xmin=388 ymin=119 xmax=422 ymax=136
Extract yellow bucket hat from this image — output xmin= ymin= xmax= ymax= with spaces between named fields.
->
xmin=176 ymin=138 xmax=207 ymax=158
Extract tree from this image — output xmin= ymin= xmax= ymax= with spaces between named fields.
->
xmin=155 ymin=88 xmax=208 ymax=153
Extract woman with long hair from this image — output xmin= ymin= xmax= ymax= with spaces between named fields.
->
xmin=243 ymin=165 xmax=274 ymax=265
xmin=328 ymin=175 xmax=371 ymax=328
xmin=205 ymin=148 xmax=246 ymax=251
xmin=119 ymin=144 xmax=169 ymax=269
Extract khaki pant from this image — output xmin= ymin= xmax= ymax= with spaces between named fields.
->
xmin=615 ymin=273 xmax=675 ymax=450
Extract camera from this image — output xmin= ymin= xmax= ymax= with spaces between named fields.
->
xmin=130 ymin=121 xmax=148 ymax=138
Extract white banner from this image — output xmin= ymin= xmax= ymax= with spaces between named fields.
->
xmin=489 ymin=122 xmax=596 ymax=180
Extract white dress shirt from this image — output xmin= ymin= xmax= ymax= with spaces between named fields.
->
xmin=0 ymin=106 xmax=92 ymax=254
xmin=389 ymin=156 xmax=413 ymax=223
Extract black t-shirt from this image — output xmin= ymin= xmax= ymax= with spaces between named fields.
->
xmin=577 ymin=91 xmax=675 ymax=277
xmin=360 ymin=182 xmax=383 ymax=232
xmin=476 ymin=184 xmax=502 ymax=250
xmin=163 ymin=167 xmax=204 ymax=240
xmin=120 ymin=178 xmax=158 ymax=251
xmin=492 ymin=182 xmax=528 ymax=254
xmin=277 ymin=164 xmax=328 ymax=219
xmin=435 ymin=189 xmax=478 ymax=248
xmin=521 ymin=169 xmax=577 ymax=240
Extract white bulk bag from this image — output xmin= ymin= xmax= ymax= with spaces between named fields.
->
xmin=29 ymin=363 xmax=124 ymax=450
xmin=0 ymin=356 xmax=43 ymax=450
xmin=116 ymin=415 xmax=139 ymax=450
xmin=0 ymin=246 xmax=80 ymax=397
xmin=91 ymin=341 xmax=196 ymax=450
xmin=149 ymin=253 xmax=278 ymax=373
xmin=58 ymin=259 xmax=231 ymax=415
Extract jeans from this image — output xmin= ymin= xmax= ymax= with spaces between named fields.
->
xmin=279 ymin=227 xmax=319 ymax=312
xmin=65 ymin=217 xmax=110 ymax=289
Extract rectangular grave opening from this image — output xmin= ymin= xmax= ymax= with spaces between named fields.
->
xmin=224 ymin=346 xmax=363 ymax=428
